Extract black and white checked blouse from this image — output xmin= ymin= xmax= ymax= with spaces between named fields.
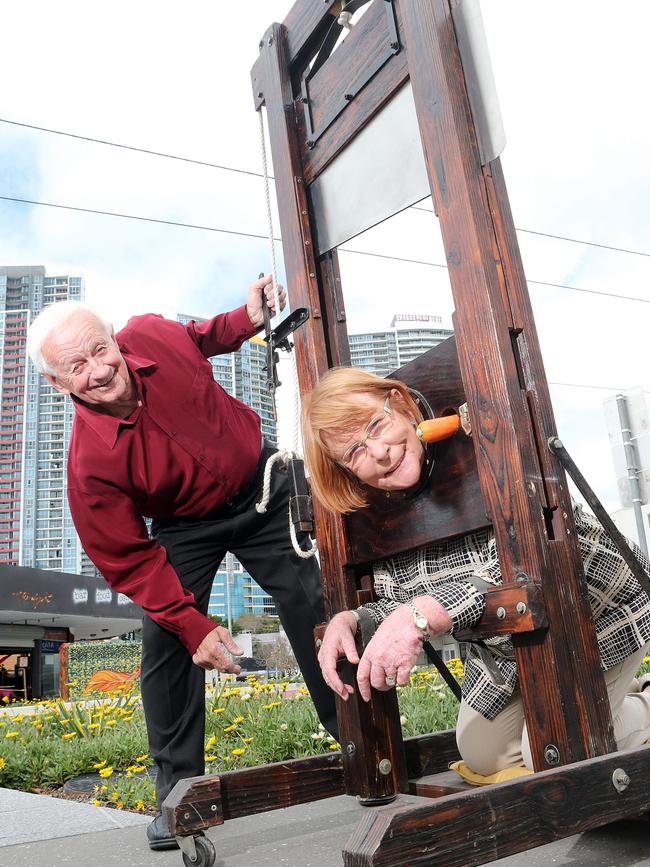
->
xmin=362 ymin=505 xmax=650 ymax=720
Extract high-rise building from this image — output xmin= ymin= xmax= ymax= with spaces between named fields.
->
xmin=348 ymin=313 xmax=453 ymax=377
xmin=0 ymin=267 xmax=83 ymax=570
xmin=176 ymin=314 xmax=278 ymax=622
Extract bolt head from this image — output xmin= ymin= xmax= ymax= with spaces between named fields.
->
xmin=516 ymin=602 xmax=527 ymax=615
xmin=496 ymin=606 xmax=506 ymax=620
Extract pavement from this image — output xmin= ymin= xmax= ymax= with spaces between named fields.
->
xmin=1 ymin=785 xmax=649 ymax=867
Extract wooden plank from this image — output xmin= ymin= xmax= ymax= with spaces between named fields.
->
xmin=399 ymin=0 xmax=615 ymax=768
xmin=343 ymin=745 xmax=650 ymax=866
xmin=455 ymin=581 xmax=547 ymax=639
xmin=408 ymin=769 xmax=473 ymax=797
xmin=255 ymin=21 xmax=408 ymax=805
xmin=163 ymin=754 xmax=345 ymax=835
xmin=403 ymin=730 xmax=461 ymax=777
xmin=346 ymin=337 xmax=489 ymax=563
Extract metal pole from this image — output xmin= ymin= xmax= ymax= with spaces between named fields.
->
xmin=616 ymin=394 xmax=649 ymax=555
xmin=225 ymin=552 xmax=233 ymax=634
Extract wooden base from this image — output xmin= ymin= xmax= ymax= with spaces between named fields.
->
xmin=343 ymin=745 xmax=650 ymax=866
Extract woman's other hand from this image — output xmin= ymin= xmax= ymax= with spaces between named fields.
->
xmin=356 ymin=597 xmax=452 ymax=702
xmin=318 ymin=610 xmax=360 ymax=700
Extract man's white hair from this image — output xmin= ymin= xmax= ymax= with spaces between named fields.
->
xmin=27 ymin=300 xmax=114 ymax=375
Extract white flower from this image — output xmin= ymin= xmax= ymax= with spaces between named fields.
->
xmin=311 ymin=732 xmax=324 ymax=740
xmin=280 ymin=723 xmax=288 ymax=731
xmin=240 ymin=693 xmax=251 ymax=701
xmin=400 ymin=715 xmax=407 ymax=725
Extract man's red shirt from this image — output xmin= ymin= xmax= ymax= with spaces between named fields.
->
xmin=66 ymin=308 xmax=261 ymax=654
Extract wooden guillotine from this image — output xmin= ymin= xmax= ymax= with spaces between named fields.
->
xmin=163 ymin=2 xmax=650 ymax=865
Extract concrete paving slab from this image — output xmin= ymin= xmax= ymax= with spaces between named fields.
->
xmin=0 ymin=789 xmax=648 ymax=867
xmin=0 ymin=787 xmax=149 ymax=847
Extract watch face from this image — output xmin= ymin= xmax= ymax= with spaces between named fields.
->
xmin=415 ymin=614 xmax=428 ymax=630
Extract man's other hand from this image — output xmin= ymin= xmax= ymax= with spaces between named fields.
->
xmin=246 ymin=274 xmax=286 ymax=329
xmin=192 ymin=626 xmax=244 ymax=672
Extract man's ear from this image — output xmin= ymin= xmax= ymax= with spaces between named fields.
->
xmin=45 ymin=373 xmax=71 ymax=396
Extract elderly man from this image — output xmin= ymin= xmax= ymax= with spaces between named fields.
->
xmin=27 ymin=277 xmax=336 ymax=851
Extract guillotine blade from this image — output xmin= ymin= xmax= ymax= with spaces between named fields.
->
xmin=308 ymin=0 xmax=504 ymax=256
xmin=309 ymin=83 xmax=429 ymax=256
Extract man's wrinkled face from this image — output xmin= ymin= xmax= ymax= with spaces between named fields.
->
xmin=42 ymin=313 xmax=133 ymax=414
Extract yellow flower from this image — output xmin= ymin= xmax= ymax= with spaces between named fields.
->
xmin=205 ymin=754 xmax=218 ymax=762
xmin=136 ymin=800 xmax=145 ymax=812
xmin=93 ymin=760 xmax=107 ymax=769
xmin=0 ymin=757 xmax=5 ymax=769
xmin=13 ymin=715 xmax=24 ymax=722
xmin=231 ymin=748 xmax=246 ymax=757
xmin=223 ymin=725 xmax=237 ymax=733
xmin=243 ymin=737 xmax=253 ymax=744
xmin=61 ymin=732 xmax=76 ymax=740
xmin=116 ymin=801 xmax=124 ymax=810
xmin=205 ymin=736 xmax=216 ymax=750
xmin=233 ymin=716 xmax=244 ymax=724
xmin=1 ymin=697 xmax=8 ymax=704
xmin=99 ymin=766 xmax=114 ymax=778
xmin=100 ymin=785 xmax=108 ymax=793
xmin=93 ymin=799 xmax=102 ymax=807
xmin=87 ymin=723 xmax=100 ymax=730
xmin=110 ymin=791 xmax=119 ymax=802
xmin=329 ymin=743 xmax=340 ymax=751
xmin=106 ymin=720 xmax=117 ymax=727
xmin=135 ymin=754 xmax=149 ymax=763
xmin=5 ymin=732 xmax=19 ymax=739
xmin=213 ymin=708 xmax=225 ymax=715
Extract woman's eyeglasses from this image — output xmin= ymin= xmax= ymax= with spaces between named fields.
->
xmin=340 ymin=395 xmax=393 ymax=470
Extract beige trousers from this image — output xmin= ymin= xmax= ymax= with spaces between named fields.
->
xmin=456 ymin=645 xmax=650 ymax=775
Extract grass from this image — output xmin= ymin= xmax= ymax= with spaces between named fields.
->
xmin=1 ymin=654 xmax=647 ymax=813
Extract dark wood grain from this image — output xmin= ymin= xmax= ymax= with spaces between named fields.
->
xmin=343 ymin=745 xmax=650 ymax=866
xmin=163 ymin=775 xmax=223 ymax=835
xmin=164 ymin=754 xmax=344 ymax=835
xmin=255 ymin=22 xmax=408 ymax=804
xmin=455 ymin=581 xmax=547 ymax=639
xmin=300 ymin=6 xmax=409 ymax=183
xmin=346 ymin=336 xmax=489 ymax=563
xmin=400 ymin=0 xmax=614 ymax=768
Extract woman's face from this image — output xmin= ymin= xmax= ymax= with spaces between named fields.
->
xmin=325 ymin=389 xmax=425 ymax=492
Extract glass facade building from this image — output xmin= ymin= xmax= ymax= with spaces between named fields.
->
xmin=348 ymin=313 xmax=454 ymax=377
xmin=0 ymin=267 xmax=83 ymax=570
xmin=177 ymin=314 xmax=278 ymax=623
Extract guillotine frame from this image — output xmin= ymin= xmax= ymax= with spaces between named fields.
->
xmin=164 ymin=2 xmax=650 ymax=864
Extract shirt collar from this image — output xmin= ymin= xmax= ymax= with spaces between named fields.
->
xmin=71 ymin=350 xmax=157 ymax=449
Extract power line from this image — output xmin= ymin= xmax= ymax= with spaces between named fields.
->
xmin=1 ymin=193 xmax=649 ymax=306
xmin=410 ymin=204 xmax=650 ymax=259
xmin=547 ymin=380 xmax=650 ymax=393
xmin=338 ymin=246 xmax=650 ymax=305
xmin=0 ymin=195 xmax=270 ymax=241
xmin=0 ymin=117 xmax=266 ymax=179
xmin=3 ymin=116 xmax=650 ymax=260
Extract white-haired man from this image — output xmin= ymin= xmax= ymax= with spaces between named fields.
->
xmin=27 ymin=278 xmax=336 ymax=851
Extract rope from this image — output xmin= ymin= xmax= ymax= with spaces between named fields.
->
xmin=257 ymin=107 xmax=318 ymax=559
xmin=255 ymin=448 xmax=318 ymax=559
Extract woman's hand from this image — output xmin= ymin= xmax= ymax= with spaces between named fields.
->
xmin=317 ymin=610 xmax=360 ymax=701
xmin=356 ymin=596 xmax=452 ymax=702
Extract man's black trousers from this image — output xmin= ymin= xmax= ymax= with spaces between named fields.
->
xmin=140 ymin=445 xmax=337 ymax=807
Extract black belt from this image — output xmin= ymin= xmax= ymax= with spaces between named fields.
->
xmin=224 ymin=441 xmax=276 ymax=511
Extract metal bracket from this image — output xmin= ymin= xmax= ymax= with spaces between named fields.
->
xmin=261 ymin=302 xmax=310 ymax=413
xmin=548 ymin=437 xmax=650 ymax=595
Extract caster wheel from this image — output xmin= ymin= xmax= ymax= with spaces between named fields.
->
xmin=181 ymin=835 xmax=216 ymax=867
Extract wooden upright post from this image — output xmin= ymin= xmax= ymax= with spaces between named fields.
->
xmin=253 ymin=20 xmax=408 ymax=803
xmin=400 ymin=0 xmax=615 ymax=767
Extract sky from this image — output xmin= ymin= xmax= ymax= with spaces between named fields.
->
xmin=0 ymin=0 xmax=649 ymax=514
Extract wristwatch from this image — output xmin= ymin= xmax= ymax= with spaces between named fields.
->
xmin=408 ymin=602 xmax=430 ymax=641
